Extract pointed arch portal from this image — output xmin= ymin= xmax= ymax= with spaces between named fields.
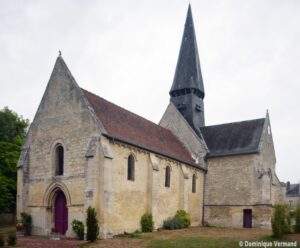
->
xmin=43 ymin=183 xmax=70 ymax=235
xmin=54 ymin=190 xmax=68 ymax=235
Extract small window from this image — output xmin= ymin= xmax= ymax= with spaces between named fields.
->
xmin=192 ymin=174 xmax=196 ymax=193
xmin=55 ymin=145 xmax=64 ymax=175
xmin=127 ymin=154 xmax=135 ymax=181
xmin=165 ymin=166 xmax=171 ymax=187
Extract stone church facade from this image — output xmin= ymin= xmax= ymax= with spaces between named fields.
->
xmin=17 ymin=5 xmax=284 ymax=238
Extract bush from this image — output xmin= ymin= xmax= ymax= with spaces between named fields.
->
xmin=295 ymin=206 xmax=300 ymax=233
xmin=7 ymin=233 xmax=16 ymax=246
xmin=86 ymin=207 xmax=99 ymax=242
xmin=175 ymin=210 xmax=191 ymax=228
xmin=271 ymin=204 xmax=290 ymax=238
xmin=72 ymin=220 xmax=84 ymax=240
xmin=21 ymin=212 xmax=32 ymax=236
xmin=140 ymin=213 xmax=154 ymax=232
xmin=163 ymin=210 xmax=191 ymax=230
xmin=163 ymin=217 xmax=184 ymax=230
xmin=285 ymin=208 xmax=292 ymax=234
xmin=0 ymin=235 xmax=4 ymax=247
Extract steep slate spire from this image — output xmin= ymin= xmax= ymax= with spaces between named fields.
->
xmin=170 ymin=4 xmax=204 ymax=97
xmin=170 ymin=4 xmax=205 ymax=131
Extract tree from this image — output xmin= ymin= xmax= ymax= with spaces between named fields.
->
xmin=0 ymin=107 xmax=29 ymax=214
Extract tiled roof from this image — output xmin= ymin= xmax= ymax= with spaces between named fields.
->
xmin=200 ymin=118 xmax=265 ymax=157
xmin=82 ymin=89 xmax=200 ymax=168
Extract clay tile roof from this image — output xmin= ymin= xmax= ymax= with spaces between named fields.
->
xmin=200 ymin=118 xmax=265 ymax=157
xmin=82 ymin=89 xmax=199 ymax=167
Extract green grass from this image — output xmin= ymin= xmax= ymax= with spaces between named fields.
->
xmin=148 ymin=237 xmax=239 ymax=248
xmin=148 ymin=235 xmax=300 ymax=248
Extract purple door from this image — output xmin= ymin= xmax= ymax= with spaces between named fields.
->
xmin=54 ymin=190 xmax=68 ymax=235
xmin=243 ymin=209 xmax=252 ymax=228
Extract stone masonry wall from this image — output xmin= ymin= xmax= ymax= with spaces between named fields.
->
xmin=98 ymin=139 xmax=204 ymax=236
xmin=17 ymin=58 xmax=101 ymax=236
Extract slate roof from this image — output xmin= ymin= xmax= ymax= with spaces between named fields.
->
xmin=82 ymin=89 xmax=200 ymax=168
xmin=200 ymin=118 xmax=265 ymax=157
xmin=170 ymin=4 xmax=204 ymax=98
xmin=287 ymin=184 xmax=300 ymax=197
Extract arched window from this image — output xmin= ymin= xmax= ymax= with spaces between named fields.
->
xmin=127 ymin=154 xmax=135 ymax=181
xmin=55 ymin=145 xmax=64 ymax=176
xmin=165 ymin=166 xmax=170 ymax=187
xmin=192 ymin=174 xmax=196 ymax=193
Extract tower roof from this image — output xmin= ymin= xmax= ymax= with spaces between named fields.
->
xmin=170 ymin=4 xmax=204 ymax=97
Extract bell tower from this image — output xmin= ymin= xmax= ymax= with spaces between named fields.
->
xmin=170 ymin=4 xmax=205 ymax=132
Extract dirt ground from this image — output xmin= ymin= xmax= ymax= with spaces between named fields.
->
xmin=12 ymin=227 xmax=300 ymax=248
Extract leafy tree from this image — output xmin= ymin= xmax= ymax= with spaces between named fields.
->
xmin=0 ymin=107 xmax=29 ymax=214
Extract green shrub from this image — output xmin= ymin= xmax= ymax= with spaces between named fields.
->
xmin=7 ymin=233 xmax=16 ymax=246
xmin=295 ymin=205 xmax=300 ymax=233
xmin=285 ymin=207 xmax=292 ymax=234
xmin=271 ymin=204 xmax=290 ymax=238
xmin=163 ymin=217 xmax=184 ymax=230
xmin=175 ymin=210 xmax=191 ymax=228
xmin=72 ymin=220 xmax=84 ymax=240
xmin=0 ymin=235 xmax=4 ymax=247
xmin=21 ymin=212 xmax=32 ymax=236
xmin=163 ymin=210 xmax=191 ymax=230
xmin=140 ymin=213 xmax=154 ymax=232
xmin=86 ymin=207 xmax=99 ymax=242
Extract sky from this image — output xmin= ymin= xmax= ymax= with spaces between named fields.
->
xmin=0 ymin=0 xmax=299 ymax=183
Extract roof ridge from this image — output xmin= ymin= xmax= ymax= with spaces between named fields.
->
xmin=202 ymin=117 xmax=266 ymax=128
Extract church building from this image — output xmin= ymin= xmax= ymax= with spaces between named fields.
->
xmin=17 ymin=5 xmax=285 ymax=238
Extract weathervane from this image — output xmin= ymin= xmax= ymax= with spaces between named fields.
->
xmin=58 ymin=50 xmax=62 ymax=56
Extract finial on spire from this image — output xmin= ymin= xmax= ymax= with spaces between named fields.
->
xmin=58 ymin=50 xmax=62 ymax=57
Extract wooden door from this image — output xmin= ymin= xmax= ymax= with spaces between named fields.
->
xmin=243 ymin=209 xmax=252 ymax=228
xmin=54 ymin=190 xmax=68 ymax=234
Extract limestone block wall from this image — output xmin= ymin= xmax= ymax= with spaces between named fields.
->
xmin=17 ymin=59 xmax=102 ymax=236
xmin=99 ymin=139 xmax=204 ymax=236
xmin=204 ymin=153 xmax=273 ymax=228
xmin=253 ymin=118 xmax=284 ymax=205
xmin=204 ymin=205 xmax=272 ymax=228
xmin=159 ymin=102 xmax=207 ymax=166
xmin=204 ymin=155 xmax=254 ymax=206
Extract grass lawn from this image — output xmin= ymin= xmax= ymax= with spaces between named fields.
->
xmin=83 ymin=227 xmax=300 ymax=248
xmin=149 ymin=236 xmax=238 ymax=248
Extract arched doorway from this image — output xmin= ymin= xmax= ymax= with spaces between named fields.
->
xmin=54 ymin=190 xmax=68 ymax=235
